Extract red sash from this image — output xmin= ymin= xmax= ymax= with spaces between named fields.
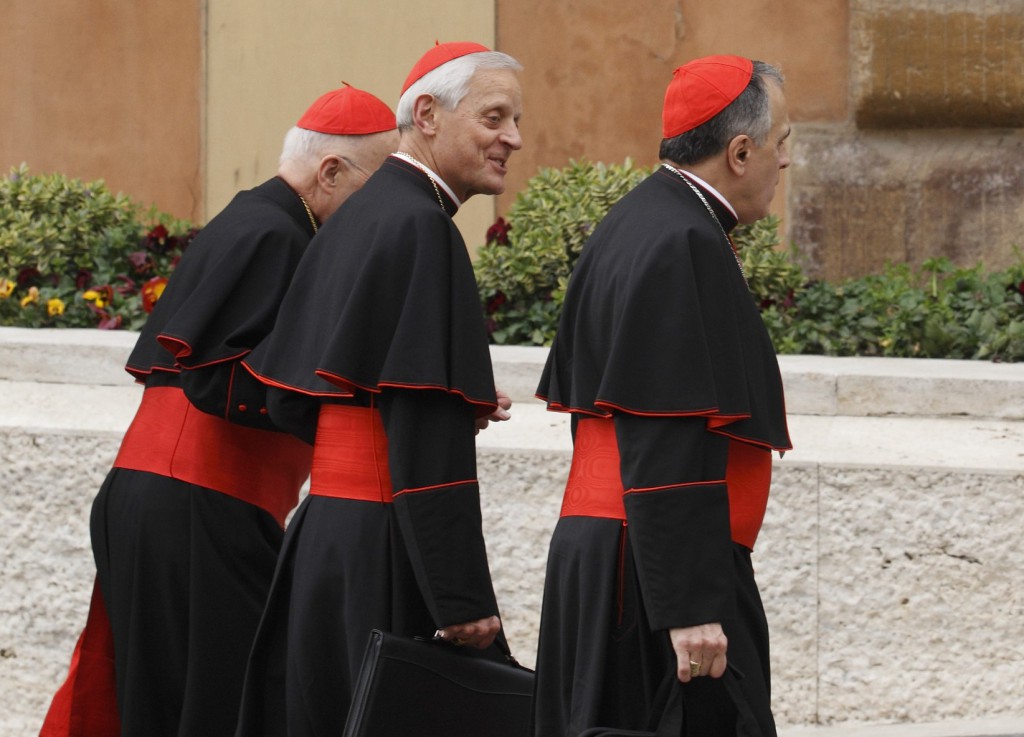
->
xmin=559 ymin=417 xmax=772 ymax=549
xmin=308 ymin=405 xmax=393 ymax=502
xmin=113 ymin=386 xmax=312 ymax=526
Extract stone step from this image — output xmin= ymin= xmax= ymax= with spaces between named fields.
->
xmin=3 ymin=327 xmax=1022 ymax=732
xmin=782 ymin=716 xmax=1024 ymax=737
xmin=3 ymin=327 xmax=1022 ymax=421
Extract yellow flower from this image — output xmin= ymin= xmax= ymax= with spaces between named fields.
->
xmin=47 ymin=298 xmax=66 ymax=316
xmin=82 ymin=289 xmax=107 ymax=308
xmin=0 ymin=278 xmax=14 ymax=299
xmin=20 ymin=286 xmax=40 ymax=307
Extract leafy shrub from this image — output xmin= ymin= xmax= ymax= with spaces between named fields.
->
xmin=475 ymin=159 xmax=1024 ymax=361
xmin=0 ymin=164 xmax=198 ymax=330
xmin=767 ymin=257 xmax=1024 ymax=362
xmin=475 ymin=159 xmax=649 ymax=345
xmin=475 ymin=160 xmax=803 ymax=346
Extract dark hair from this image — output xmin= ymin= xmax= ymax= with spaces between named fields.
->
xmin=659 ymin=61 xmax=783 ymax=165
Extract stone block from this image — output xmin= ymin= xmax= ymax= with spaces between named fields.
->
xmin=0 ymin=431 xmax=122 ymax=736
xmin=852 ymin=1 xmax=1024 ymax=129
xmin=816 ymin=466 xmax=1024 ymax=724
xmin=789 ymin=126 xmax=1024 ymax=280
xmin=757 ymin=463 xmax=822 ymax=726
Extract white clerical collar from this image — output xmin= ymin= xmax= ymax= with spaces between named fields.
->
xmin=391 ymin=152 xmax=462 ymax=208
xmin=674 ymin=167 xmax=738 ymax=221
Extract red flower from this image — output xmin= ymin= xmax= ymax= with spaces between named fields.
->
xmin=486 ymin=217 xmax=511 ymax=246
xmin=141 ymin=276 xmax=169 ymax=313
xmin=114 ymin=274 xmax=138 ymax=296
xmin=17 ymin=267 xmax=41 ymax=286
xmin=128 ymin=250 xmax=153 ymax=274
xmin=97 ymin=313 xmax=123 ymax=330
xmin=486 ymin=291 xmax=507 ymax=314
xmin=84 ymin=302 xmax=122 ymax=329
xmin=75 ymin=268 xmax=93 ymax=290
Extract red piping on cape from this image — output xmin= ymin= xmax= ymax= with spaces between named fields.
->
xmin=393 ymin=479 xmax=477 ymax=497
xmin=625 ymin=479 xmax=727 ymax=494
xmin=537 ymin=394 xmax=791 ymax=452
xmin=124 ymin=364 xmax=179 ymax=383
xmin=241 ymin=360 xmax=356 ymax=398
xmin=156 ymin=332 xmax=250 ymax=370
xmin=315 ymin=368 xmax=499 ymax=417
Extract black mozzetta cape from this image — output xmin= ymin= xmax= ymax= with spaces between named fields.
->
xmin=125 ymin=177 xmax=316 ymax=430
xmin=537 ymin=167 xmax=791 ymax=631
xmin=244 ymin=157 xmax=499 ymax=416
xmin=538 ymin=167 xmax=791 ymax=451
xmin=242 ymin=156 xmax=500 ymax=628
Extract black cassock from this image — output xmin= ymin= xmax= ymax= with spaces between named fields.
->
xmin=235 ymin=157 xmax=502 ymax=737
xmin=533 ymin=167 xmax=792 ymax=737
xmin=44 ymin=177 xmax=315 ymax=737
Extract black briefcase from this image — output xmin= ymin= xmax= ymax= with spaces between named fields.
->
xmin=576 ymin=665 xmax=759 ymax=737
xmin=342 ymin=629 xmax=535 ymax=737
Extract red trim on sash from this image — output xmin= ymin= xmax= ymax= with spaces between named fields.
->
xmin=112 ymin=386 xmax=312 ymax=527
xmin=39 ymin=579 xmax=119 ymax=737
xmin=559 ymin=417 xmax=772 ymax=549
xmin=309 ymin=405 xmax=394 ymax=502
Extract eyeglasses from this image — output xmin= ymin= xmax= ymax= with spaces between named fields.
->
xmin=341 ymin=156 xmax=372 ymax=181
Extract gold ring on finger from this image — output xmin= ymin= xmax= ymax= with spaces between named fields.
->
xmin=689 ymin=660 xmax=701 ymax=678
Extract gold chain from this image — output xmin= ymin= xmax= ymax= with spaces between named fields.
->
xmin=392 ymin=152 xmax=448 ymax=214
xmin=298 ymin=195 xmax=318 ymax=234
xmin=661 ymin=163 xmax=747 ymax=283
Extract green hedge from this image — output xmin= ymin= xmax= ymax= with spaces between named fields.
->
xmin=475 ymin=160 xmax=1024 ymax=362
xmin=0 ymin=164 xmax=198 ymax=330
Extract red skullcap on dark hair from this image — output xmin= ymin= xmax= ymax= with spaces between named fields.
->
xmin=662 ymin=55 xmax=753 ymax=139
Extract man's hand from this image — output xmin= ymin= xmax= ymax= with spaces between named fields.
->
xmin=437 ymin=615 xmax=501 ymax=649
xmin=669 ymin=622 xmax=728 ymax=682
xmin=475 ymin=388 xmax=512 ymax=434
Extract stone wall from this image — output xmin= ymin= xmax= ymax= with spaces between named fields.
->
xmin=790 ymin=0 xmax=1024 ymax=280
xmin=2 ymin=328 xmax=1024 ymax=734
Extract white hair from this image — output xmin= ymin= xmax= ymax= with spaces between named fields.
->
xmin=395 ymin=51 xmax=522 ymax=129
xmin=278 ymin=127 xmax=363 ymax=167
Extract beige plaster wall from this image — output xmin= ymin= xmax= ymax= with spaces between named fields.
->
xmin=495 ymin=0 xmax=851 ymax=222
xmin=0 ymin=0 xmax=203 ymax=222
xmin=204 ymin=0 xmax=500 ymax=250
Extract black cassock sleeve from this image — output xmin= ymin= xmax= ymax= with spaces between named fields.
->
xmin=378 ymin=388 xmax=499 ymax=628
xmin=615 ymin=413 xmax=736 ymax=631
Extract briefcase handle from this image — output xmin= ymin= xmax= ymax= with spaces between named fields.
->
xmin=427 ymin=627 xmax=530 ymax=670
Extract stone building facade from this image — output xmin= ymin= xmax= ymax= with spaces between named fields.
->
xmin=3 ymin=1 xmax=1022 ymax=279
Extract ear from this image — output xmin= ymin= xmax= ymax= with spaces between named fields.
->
xmin=411 ymin=94 xmax=438 ymax=136
xmin=318 ymin=154 xmax=343 ymax=188
xmin=726 ymin=134 xmax=752 ymax=176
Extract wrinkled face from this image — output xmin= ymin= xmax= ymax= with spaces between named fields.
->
xmin=736 ymin=80 xmax=791 ymax=224
xmin=431 ymin=68 xmax=523 ymax=202
xmin=325 ymin=129 xmax=400 ymax=219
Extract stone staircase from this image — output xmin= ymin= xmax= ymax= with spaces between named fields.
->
xmin=1 ymin=327 xmax=1022 ymax=736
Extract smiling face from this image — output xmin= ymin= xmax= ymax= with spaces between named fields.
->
xmin=431 ymin=68 xmax=523 ymax=202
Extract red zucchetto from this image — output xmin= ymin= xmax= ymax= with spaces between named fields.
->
xmin=662 ymin=55 xmax=754 ymax=139
xmin=402 ymin=41 xmax=491 ymax=94
xmin=296 ymin=83 xmax=397 ymax=135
